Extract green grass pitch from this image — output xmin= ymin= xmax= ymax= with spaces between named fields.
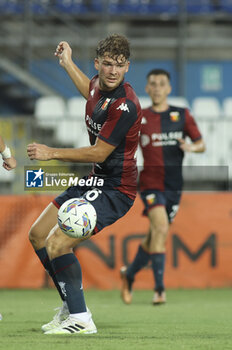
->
xmin=0 ymin=288 xmax=231 ymax=350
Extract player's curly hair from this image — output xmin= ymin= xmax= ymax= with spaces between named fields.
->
xmin=96 ymin=34 xmax=130 ymax=61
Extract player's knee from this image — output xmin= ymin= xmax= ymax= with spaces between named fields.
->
xmin=151 ymin=224 xmax=169 ymax=249
xmin=159 ymin=225 xmax=169 ymax=238
xmin=45 ymin=232 xmax=68 ymax=260
xmin=153 ymin=223 xmax=168 ymax=237
xmin=28 ymin=224 xmax=41 ymax=248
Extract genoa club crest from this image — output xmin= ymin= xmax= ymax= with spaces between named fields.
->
xmin=170 ymin=111 xmax=180 ymax=122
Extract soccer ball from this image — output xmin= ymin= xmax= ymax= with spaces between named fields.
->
xmin=57 ymin=198 xmax=97 ymax=239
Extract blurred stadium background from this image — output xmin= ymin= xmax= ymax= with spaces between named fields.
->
xmin=0 ymin=0 xmax=232 ymax=290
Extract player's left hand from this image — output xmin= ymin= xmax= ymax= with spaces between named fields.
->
xmin=27 ymin=142 xmax=53 ymax=161
xmin=178 ymin=138 xmax=193 ymax=152
xmin=2 ymin=156 xmax=17 ymax=170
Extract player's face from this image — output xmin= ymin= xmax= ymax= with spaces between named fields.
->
xmin=94 ymin=54 xmax=130 ymax=91
xmin=146 ymin=74 xmax=171 ymax=106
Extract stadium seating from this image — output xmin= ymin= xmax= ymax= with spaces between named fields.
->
xmin=55 ymin=119 xmax=78 ymax=147
xmin=55 ymin=119 xmax=89 ymax=148
xmin=0 ymin=0 xmax=23 ymax=15
xmin=221 ymin=0 xmax=232 ymax=13
xmin=148 ymin=0 xmax=179 ymax=14
xmin=190 ymin=97 xmax=224 ymax=166
xmin=54 ymin=0 xmax=88 ymax=14
xmin=139 ymin=97 xmax=151 ymax=109
xmin=186 ymin=0 xmax=214 ymax=14
xmin=34 ymin=95 xmax=67 ymax=129
xmin=222 ymin=97 xmax=232 ymax=118
xmin=33 ymin=94 xmax=230 ymax=169
xmin=168 ymin=96 xmax=190 ymax=108
xmin=94 ymin=0 xmax=180 ymax=15
xmin=90 ymin=0 xmax=103 ymax=12
xmin=0 ymin=0 xmax=226 ymax=16
xmin=224 ymin=120 xmax=232 ymax=166
xmin=183 ymin=118 xmax=228 ymax=168
xmin=30 ymin=0 xmax=51 ymax=15
xmin=139 ymin=96 xmax=190 ymax=109
xmin=0 ymin=164 xmax=15 ymax=183
xmin=191 ymin=97 xmax=222 ymax=119
xmin=53 ymin=96 xmax=87 ymax=146
xmin=92 ymin=0 xmax=145 ymax=14
xmin=67 ymin=96 xmax=86 ymax=119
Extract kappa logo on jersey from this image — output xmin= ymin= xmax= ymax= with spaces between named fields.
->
xmin=170 ymin=111 xmax=180 ymax=122
xmin=116 ymin=102 xmax=130 ymax=112
xmin=26 ymin=168 xmax=44 ymax=188
xmin=101 ymin=98 xmax=111 ymax=110
xmin=90 ymin=88 xmax=95 ymax=97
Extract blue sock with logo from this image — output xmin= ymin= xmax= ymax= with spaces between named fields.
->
xmin=126 ymin=245 xmax=150 ymax=286
xmin=51 ymin=253 xmax=87 ymax=314
xmin=35 ymin=247 xmax=65 ymax=301
xmin=150 ymin=253 xmax=165 ymax=292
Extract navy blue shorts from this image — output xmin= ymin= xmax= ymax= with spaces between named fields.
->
xmin=53 ymin=183 xmax=134 ymax=234
xmin=140 ymin=189 xmax=182 ymax=223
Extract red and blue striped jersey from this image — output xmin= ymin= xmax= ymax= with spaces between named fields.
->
xmin=85 ymin=75 xmax=142 ymax=199
xmin=139 ymin=106 xmax=202 ymax=192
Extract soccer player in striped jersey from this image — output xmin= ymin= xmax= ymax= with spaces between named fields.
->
xmin=27 ymin=34 xmax=142 ymax=334
xmin=121 ymin=69 xmax=205 ymax=305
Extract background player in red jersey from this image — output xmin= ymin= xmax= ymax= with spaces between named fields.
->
xmin=27 ymin=34 xmax=142 ymax=334
xmin=0 ymin=135 xmax=16 ymax=170
xmin=121 ymin=68 xmax=205 ymax=305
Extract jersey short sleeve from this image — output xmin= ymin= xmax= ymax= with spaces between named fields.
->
xmin=184 ymin=109 xmax=202 ymax=141
xmin=98 ymin=98 xmax=138 ymax=147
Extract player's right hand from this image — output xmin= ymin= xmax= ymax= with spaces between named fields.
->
xmin=27 ymin=142 xmax=53 ymax=161
xmin=54 ymin=41 xmax=72 ymax=69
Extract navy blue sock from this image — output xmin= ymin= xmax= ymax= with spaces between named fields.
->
xmin=35 ymin=247 xmax=65 ymax=301
xmin=51 ymin=253 xmax=86 ymax=314
xmin=150 ymin=253 xmax=165 ymax=292
xmin=126 ymin=245 xmax=150 ymax=285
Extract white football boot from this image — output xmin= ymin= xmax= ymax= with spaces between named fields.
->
xmin=44 ymin=314 xmax=97 ymax=335
xmin=41 ymin=303 xmax=69 ymax=332
xmin=42 ymin=304 xmax=93 ymax=332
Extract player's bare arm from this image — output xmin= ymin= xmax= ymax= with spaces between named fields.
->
xmin=0 ymin=135 xmax=17 ymax=170
xmin=27 ymin=138 xmax=115 ymax=163
xmin=178 ymin=138 xmax=206 ymax=153
xmin=55 ymin=41 xmax=90 ymax=99
xmin=0 ymin=135 xmax=5 ymax=153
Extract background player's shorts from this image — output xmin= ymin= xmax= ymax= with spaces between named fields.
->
xmin=140 ymin=189 xmax=182 ymax=223
xmin=53 ymin=184 xmax=134 ymax=234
